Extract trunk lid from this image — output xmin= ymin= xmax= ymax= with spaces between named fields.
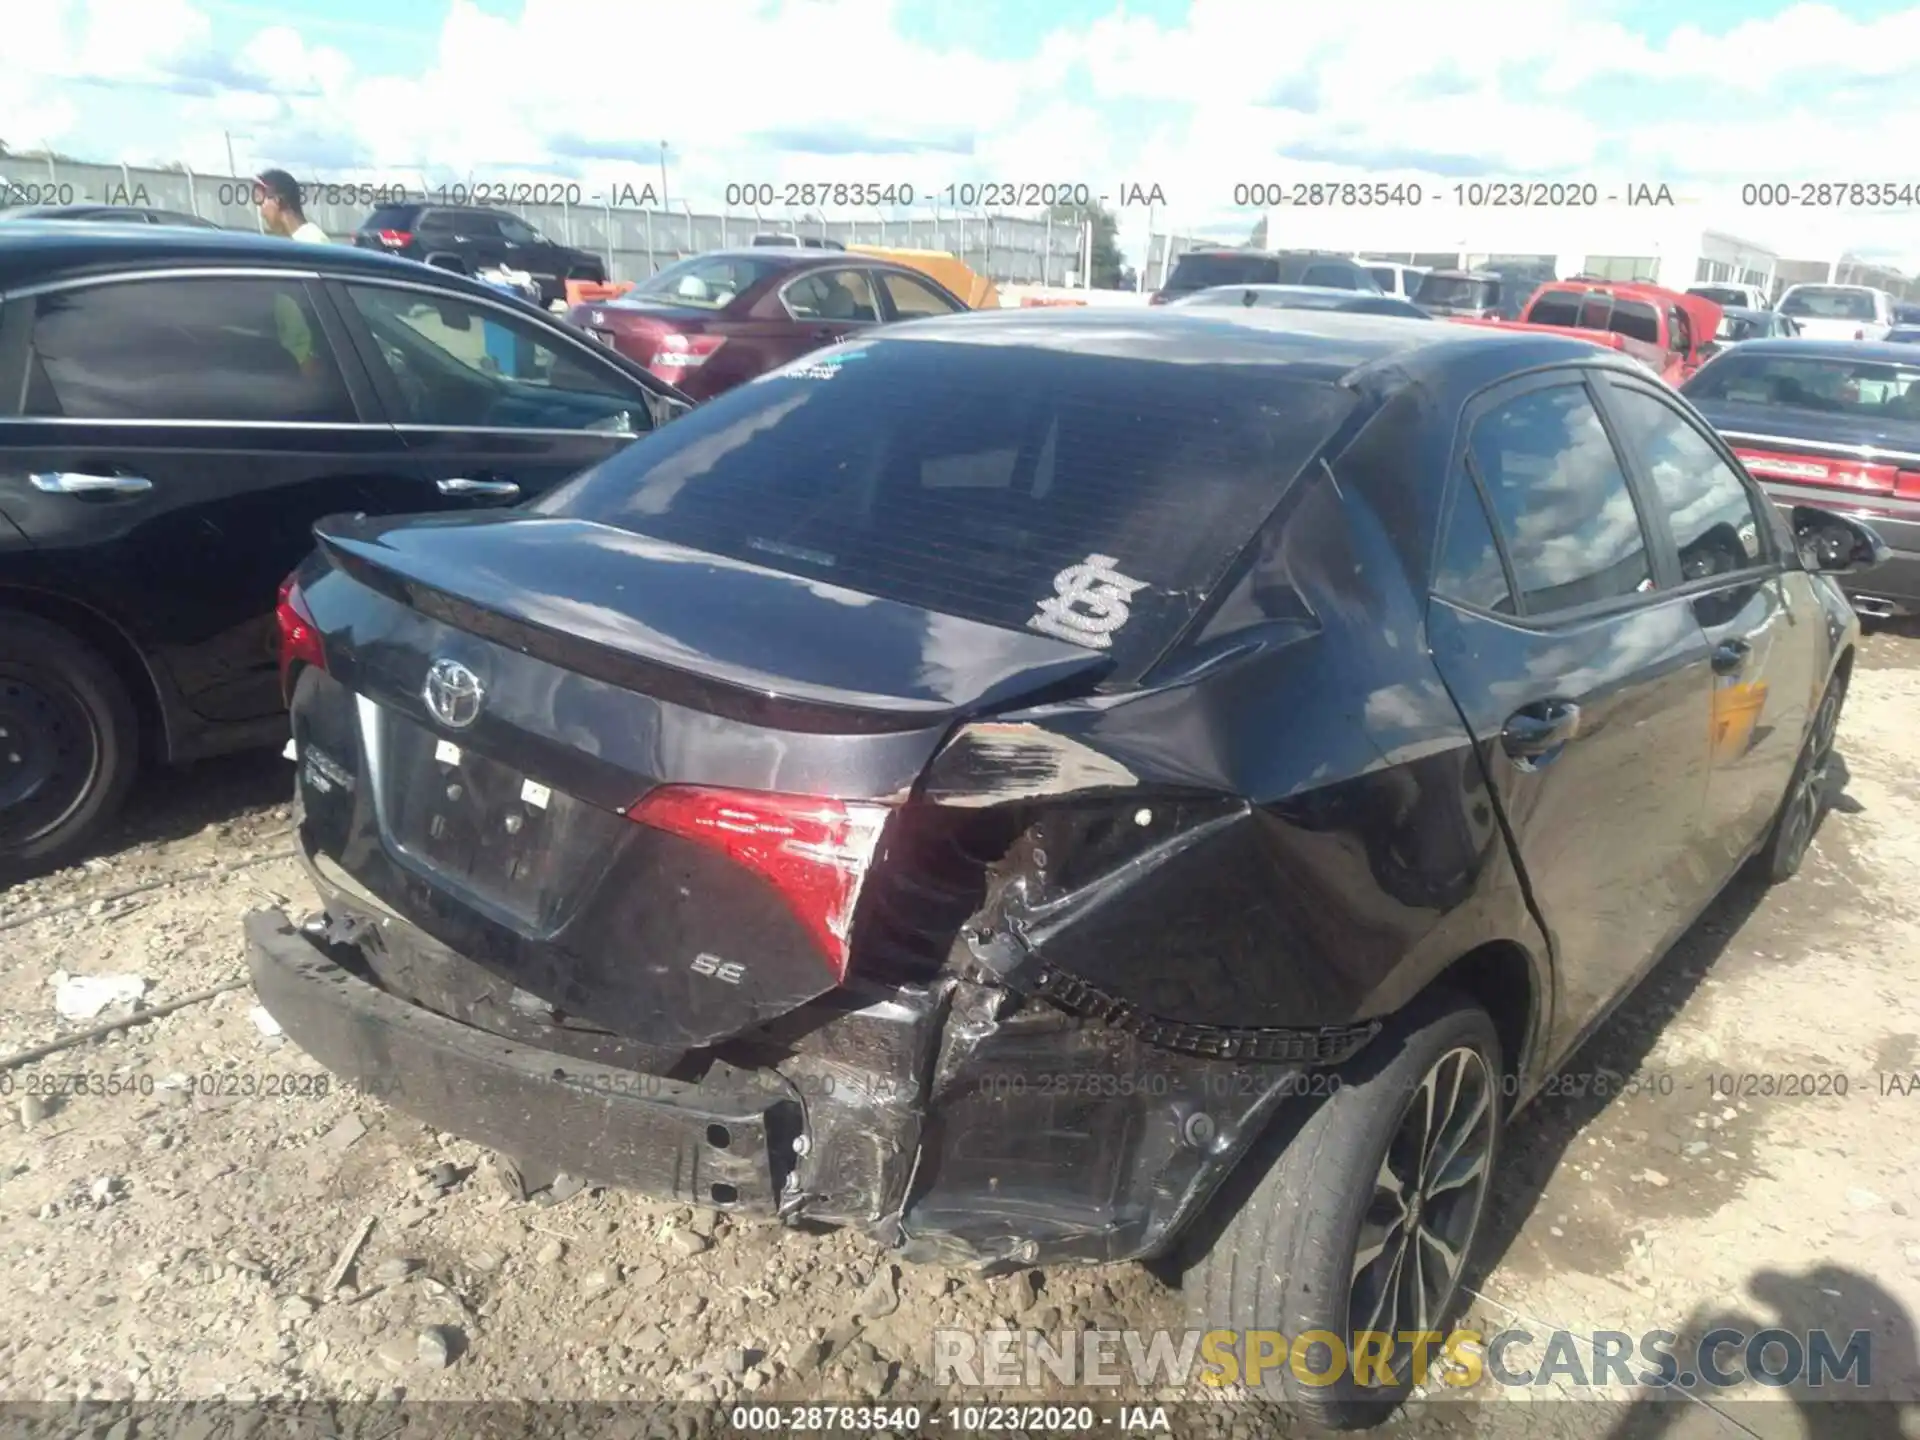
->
xmin=1692 ymin=399 xmax=1920 ymax=499
xmin=289 ymin=510 xmax=1110 ymax=1050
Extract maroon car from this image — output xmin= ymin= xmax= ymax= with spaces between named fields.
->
xmin=568 ymin=250 xmax=971 ymax=399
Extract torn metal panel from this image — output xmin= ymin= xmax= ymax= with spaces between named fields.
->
xmin=895 ymin=980 xmax=1308 ymax=1269
xmin=921 ymin=722 xmax=1140 ymax=807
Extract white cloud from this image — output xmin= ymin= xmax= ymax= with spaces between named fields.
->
xmin=7 ymin=0 xmax=1920 ymax=273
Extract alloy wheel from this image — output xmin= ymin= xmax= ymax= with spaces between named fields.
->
xmin=1778 ymin=682 xmax=1844 ymax=873
xmin=1348 ymin=1045 xmax=1495 ymax=1384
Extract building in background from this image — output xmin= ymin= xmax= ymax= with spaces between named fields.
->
xmin=1254 ymin=199 xmax=1782 ymax=297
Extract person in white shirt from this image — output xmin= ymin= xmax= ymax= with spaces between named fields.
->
xmin=255 ymin=169 xmax=330 ymax=244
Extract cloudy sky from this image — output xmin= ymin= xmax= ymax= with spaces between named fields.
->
xmin=7 ymin=0 xmax=1920 ymax=269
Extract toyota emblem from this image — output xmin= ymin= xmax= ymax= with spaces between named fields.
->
xmin=423 ymin=657 xmax=485 ymax=730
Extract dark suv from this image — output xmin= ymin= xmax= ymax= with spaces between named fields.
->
xmin=355 ymin=204 xmax=606 ymax=306
xmin=1149 ymin=249 xmax=1382 ymax=305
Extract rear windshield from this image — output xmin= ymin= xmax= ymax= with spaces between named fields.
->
xmin=629 ymin=254 xmax=784 ymax=309
xmin=1415 ymin=275 xmax=1491 ymax=308
xmin=1690 ymin=286 xmax=1746 ymax=308
xmin=1686 ymin=353 xmax=1920 ymax=420
xmin=1166 ymin=253 xmax=1280 ymax=290
xmin=534 ymin=336 xmax=1359 ymax=671
xmin=363 ymin=205 xmax=418 ymax=231
xmin=1778 ymin=287 xmax=1878 ymax=320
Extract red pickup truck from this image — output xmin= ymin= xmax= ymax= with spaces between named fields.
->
xmin=1448 ymin=281 xmax=1723 ymax=386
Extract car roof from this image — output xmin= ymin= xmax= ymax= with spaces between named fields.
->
xmin=0 ymin=219 xmax=536 ymax=300
xmin=1 ymin=204 xmax=179 ymax=221
xmin=1778 ymin=281 xmax=1882 ymax=294
xmin=1188 ymin=283 xmax=1413 ymax=308
xmin=661 ymin=248 xmax=895 ymax=273
xmin=867 ymin=304 xmax=1638 ymax=387
xmin=1707 ymin=336 xmax=1920 ymax=364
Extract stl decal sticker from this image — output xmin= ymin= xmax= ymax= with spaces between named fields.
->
xmin=1028 ymin=554 xmax=1148 ymax=649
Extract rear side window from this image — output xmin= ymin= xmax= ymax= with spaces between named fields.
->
xmin=1609 ymin=301 xmax=1660 ymax=346
xmin=783 ymin=270 xmax=880 ymax=322
xmin=23 ymin=277 xmax=355 ymax=423
xmin=534 ymin=338 xmax=1360 ymax=670
xmin=1433 ymin=475 xmax=1514 ymax=614
xmin=1468 ymin=384 xmax=1654 ymax=615
xmin=1528 ymin=292 xmax=1582 ymax=327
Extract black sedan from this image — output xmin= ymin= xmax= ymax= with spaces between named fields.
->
xmin=0 ymin=203 xmax=221 ymax=228
xmin=1712 ymin=305 xmax=1799 ymax=344
xmin=1682 ymin=337 xmax=1920 ymax=619
xmin=0 ymin=222 xmax=689 ymax=876
xmin=249 ymin=307 xmax=1877 ymax=1428
xmin=1170 ymin=282 xmax=1430 ymax=318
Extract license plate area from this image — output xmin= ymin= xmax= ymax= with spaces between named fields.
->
xmin=374 ymin=709 xmax=627 ymax=933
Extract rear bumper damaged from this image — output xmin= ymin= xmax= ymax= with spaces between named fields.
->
xmin=246 ymin=897 xmax=1338 ymax=1270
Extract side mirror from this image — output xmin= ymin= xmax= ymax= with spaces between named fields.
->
xmin=1792 ymin=506 xmax=1890 ymax=575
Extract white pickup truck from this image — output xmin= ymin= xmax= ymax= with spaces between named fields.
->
xmin=1775 ymin=283 xmax=1898 ymax=341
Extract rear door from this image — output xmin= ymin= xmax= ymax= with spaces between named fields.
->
xmin=0 ymin=267 xmax=414 ymax=722
xmin=1598 ymin=375 xmax=1819 ymax=865
xmin=768 ymin=267 xmax=884 ymax=367
xmin=331 ymin=275 xmax=651 ymax=513
xmin=1425 ymin=371 xmax=1716 ymax=1061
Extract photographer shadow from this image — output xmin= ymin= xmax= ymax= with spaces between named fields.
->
xmin=1602 ymin=1264 xmax=1919 ymax=1439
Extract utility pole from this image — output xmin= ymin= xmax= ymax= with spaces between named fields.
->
xmin=225 ymin=131 xmax=238 ymax=179
xmin=659 ymin=143 xmax=669 ymax=211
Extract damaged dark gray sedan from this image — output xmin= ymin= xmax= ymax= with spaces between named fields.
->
xmin=250 ymin=306 xmax=1881 ymax=1427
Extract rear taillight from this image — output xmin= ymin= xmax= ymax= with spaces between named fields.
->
xmin=377 ymin=229 xmax=412 ymax=247
xmin=647 ymin=334 xmax=726 ymax=385
xmin=1898 ymin=470 xmax=1920 ymax=499
xmin=626 ymin=786 xmax=889 ymax=981
xmin=1147 ymin=291 xmax=1169 ymax=306
xmin=1735 ymin=449 xmax=1897 ymax=495
xmin=1855 ymin=329 xmax=1865 ymax=341
xmin=276 ymin=573 xmax=325 ymax=702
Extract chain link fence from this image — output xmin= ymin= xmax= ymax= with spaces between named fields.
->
xmin=0 ymin=158 xmax=1091 ymax=287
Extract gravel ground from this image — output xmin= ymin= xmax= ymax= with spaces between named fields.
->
xmin=3 ymin=627 xmax=1919 ymax=1439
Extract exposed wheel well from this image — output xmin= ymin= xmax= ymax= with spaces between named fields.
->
xmin=0 ymin=587 xmax=167 ymax=764
xmin=1832 ymin=643 xmax=1855 ymax=692
xmin=1430 ymin=940 xmax=1537 ymax=1088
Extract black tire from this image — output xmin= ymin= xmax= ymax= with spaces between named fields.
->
xmin=1185 ymin=988 xmax=1503 ymax=1430
xmin=1757 ymin=664 xmax=1849 ymax=884
xmin=0 ymin=613 xmax=140 ymax=880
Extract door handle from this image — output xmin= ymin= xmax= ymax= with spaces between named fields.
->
xmin=437 ymin=477 xmax=521 ymax=499
xmin=1501 ymin=699 xmax=1582 ymax=763
xmin=30 ymin=471 xmax=153 ymax=496
xmin=1711 ymin=639 xmax=1751 ymax=675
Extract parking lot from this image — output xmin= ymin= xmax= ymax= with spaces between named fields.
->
xmin=0 ymin=614 xmax=1911 ymax=1436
